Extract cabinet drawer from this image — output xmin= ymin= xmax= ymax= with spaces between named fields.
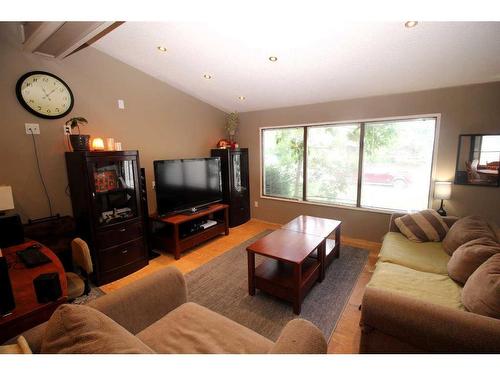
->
xmin=96 ymin=221 xmax=143 ymax=249
xmin=98 ymin=238 xmax=145 ymax=273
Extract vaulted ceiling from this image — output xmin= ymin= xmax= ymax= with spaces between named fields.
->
xmin=93 ymin=22 xmax=500 ymax=112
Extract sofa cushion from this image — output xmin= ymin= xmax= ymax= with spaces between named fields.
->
xmin=367 ymin=262 xmax=464 ymax=310
xmin=41 ymin=304 xmax=154 ymax=354
xmin=489 ymin=221 xmax=500 ymax=243
xmin=447 ymin=237 xmax=500 ymax=284
xmin=442 ymin=216 xmax=497 ymax=255
xmin=136 ymin=302 xmax=273 ymax=354
xmin=462 ymin=253 xmax=500 ymax=319
xmin=379 ymin=232 xmax=450 ymax=275
xmin=394 ymin=209 xmax=449 ymax=242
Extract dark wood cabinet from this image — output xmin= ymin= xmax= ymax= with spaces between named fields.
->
xmin=65 ymin=151 xmax=148 ymax=286
xmin=211 ymin=148 xmax=250 ymax=227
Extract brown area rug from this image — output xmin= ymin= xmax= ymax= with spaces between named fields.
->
xmin=186 ymin=230 xmax=369 ymax=341
xmin=71 ymin=285 xmax=105 ymax=305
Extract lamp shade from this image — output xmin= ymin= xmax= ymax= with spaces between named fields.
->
xmin=434 ymin=181 xmax=452 ymax=200
xmin=92 ymin=137 xmax=105 ymax=151
xmin=0 ymin=186 xmax=14 ymax=211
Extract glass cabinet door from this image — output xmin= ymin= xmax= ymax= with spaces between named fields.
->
xmin=232 ymin=153 xmax=242 ymax=193
xmin=88 ymin=157 xmax=139 ymax=226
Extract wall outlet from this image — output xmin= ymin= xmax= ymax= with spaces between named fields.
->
xmin=64 ymin=124 xmax=72 ymax=135
xmin=25 ymin=123 xmax=40 ymax=135
xmin=118 ymin=99 xmax=125 ymax=109
xmin=254 ymin=201 xmax=259 ymax=208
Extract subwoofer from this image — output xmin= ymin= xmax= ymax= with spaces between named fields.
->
xmin=33 ymin=272 xmax=62 ymax=303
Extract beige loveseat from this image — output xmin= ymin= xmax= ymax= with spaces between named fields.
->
xmin=360 ymin=214 xmax=500 ymax=353
xmin=15 ymin=266 xmax=327 ymax=354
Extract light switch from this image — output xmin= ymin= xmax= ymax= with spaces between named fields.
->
xmin=118 ymin=99 xmax=125 ymax=109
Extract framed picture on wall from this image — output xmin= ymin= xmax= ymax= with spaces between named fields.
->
xmin=454 ymin=134 xmax=500 ymax=187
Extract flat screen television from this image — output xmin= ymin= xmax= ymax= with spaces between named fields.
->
xmin=154 ymin=157 xmax=223 ymax=215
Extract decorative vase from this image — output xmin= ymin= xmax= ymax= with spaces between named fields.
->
xmin=69 ymin=134 xmax=90 ymax=151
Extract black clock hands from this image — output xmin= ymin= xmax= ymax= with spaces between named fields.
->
xmin=42 ymin=87 xmax=57 ymax=101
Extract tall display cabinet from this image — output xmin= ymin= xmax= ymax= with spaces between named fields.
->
xmin=65 ymin=151 xmax=148 ymax=285
xmin=211 ymin=148 xmax=250 ymax=227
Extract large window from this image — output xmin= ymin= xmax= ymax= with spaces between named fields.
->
xmin=306 ymin=124 xmax=360 ymax=206
xmin=262 ymin=127 xmax=304 ymax=200
xmin=261 ymin=116 xmax=437 ymax=212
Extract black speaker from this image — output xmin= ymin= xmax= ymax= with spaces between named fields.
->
xmin=0 ymin=251 xmax=16 ymax=315
xmin=140 ymin=168 xmax=159 ymax=260
xmin=0 ymin=214 xmax=24 ymax=248
xmin=33 ymin=272 xmax=62 ymax=303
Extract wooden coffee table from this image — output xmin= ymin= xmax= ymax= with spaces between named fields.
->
xmin=246 ymin=229 xmax=326 ymax=314
xmin=281 ymin=215 xmax=341 ymax=272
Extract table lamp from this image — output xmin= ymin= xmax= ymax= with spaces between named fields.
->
xmin=0 ymin=186 xmax=14 ymax=216
xmin=92 ymin=137 xmax=105 ymax=151
xmin=434 ymin=181 xmax=452 ymax=216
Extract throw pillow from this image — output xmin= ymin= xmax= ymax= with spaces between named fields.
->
xmin=462 ymin=253 xmax=500 ymax=319
xmin=41 ymin=304 xmax=154 ymax=354
xmin=394 ymin=209 xmax=449 ymax=242
xmin=447 ymin=237 xmax=500 ymax=284
xmin=442 ymin=216 xmax=497 ymax=255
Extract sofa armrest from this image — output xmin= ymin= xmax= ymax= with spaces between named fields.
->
xmin=88 ymin=266 xmax=187 ymax=335
xmin=269 ymin=319 xmax=327 ymax=354
xmin=360 ymin=287 xmax=500 ymax=353
xmin=388 ymin=213 xmax=405 ymax=232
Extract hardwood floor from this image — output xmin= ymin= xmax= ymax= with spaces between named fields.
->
xmin=100 ymin=218 xmax=381 ymax=354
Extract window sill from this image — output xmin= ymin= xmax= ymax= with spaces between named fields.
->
xmin=259 ymin=194 xmax=420 ymax=216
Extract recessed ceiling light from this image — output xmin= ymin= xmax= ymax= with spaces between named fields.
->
xmin=268 ymin=56 xmax=278 ymax=62
xmin=237 ymin=96 xmax=246 ymax=101
xmin=157 ymin=46 xmax=167 ymax=52
xmin=203 ymin=74 xmax=212 ymax=79
xmin=404 ymin=21 xmax=418 ymax=28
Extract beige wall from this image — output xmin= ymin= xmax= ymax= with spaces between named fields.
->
xmin=239 ymin=82 xmax=500 ymax=242
xmin=0 ymin=22 xmax=226 ymax=221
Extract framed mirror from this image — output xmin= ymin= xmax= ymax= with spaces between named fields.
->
xmin=454 ymin=134 xmax=500 ymax=187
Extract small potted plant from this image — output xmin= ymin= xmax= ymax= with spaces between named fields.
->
xmin=66 ymin=117 xmax=90 ymax=151
xmin=225 ymin=112 xmax=239 ymax=143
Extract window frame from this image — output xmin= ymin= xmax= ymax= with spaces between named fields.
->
xmin=259 ymin=113 xmax=441 ymax=214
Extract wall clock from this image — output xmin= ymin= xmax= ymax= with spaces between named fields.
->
xmin=15 ymin=71 xmax=74 ymax=119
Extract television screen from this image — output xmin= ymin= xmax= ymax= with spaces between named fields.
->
xmin=154 ymin=158 xmax=222 ymax=215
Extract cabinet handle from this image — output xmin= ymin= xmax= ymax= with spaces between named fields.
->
xmin=119 ymin=228 xmax=126 ymax=232
xmin=122 ymin=249 xmax=128 ymax=254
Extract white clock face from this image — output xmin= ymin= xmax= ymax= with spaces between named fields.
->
xmin=16 ymin=72 xmax=73 ymax=119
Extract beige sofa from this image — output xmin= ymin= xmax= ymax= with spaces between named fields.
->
xmin=360 ymin=214 xmax=500 ymax=353
xmin=15 ymin=266 xmax=327 ymax=354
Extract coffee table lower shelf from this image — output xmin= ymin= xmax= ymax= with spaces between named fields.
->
xmin=254 ymin=258 xmax=321 ymax=314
